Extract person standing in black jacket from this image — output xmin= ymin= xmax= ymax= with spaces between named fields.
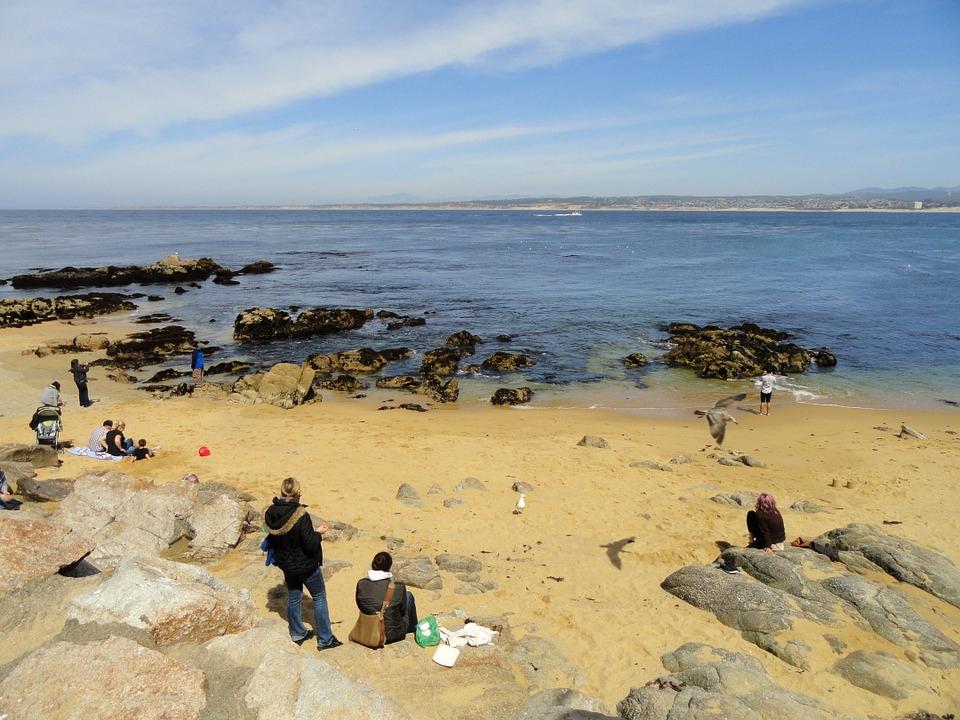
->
xmin=70 ymin=359 xmax=92 ymax=407
xmin=355 ymin=552 xmax=418 ymax=644
xmin=264 ymin=477 xmax=341 ymax=650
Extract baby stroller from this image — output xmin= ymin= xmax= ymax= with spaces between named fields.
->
xmin=31 ymin=405 xmax=62 ymax=448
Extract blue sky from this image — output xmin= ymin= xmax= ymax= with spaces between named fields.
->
xmin=0 ymin=0 xmax=957 ymax=207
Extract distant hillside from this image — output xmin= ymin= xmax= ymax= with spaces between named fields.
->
xmin=843 ymin=186 xmax=960 ymax=202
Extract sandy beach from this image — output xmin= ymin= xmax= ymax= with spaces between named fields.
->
xmin=2 ymin=315 xmax=958 ymax=717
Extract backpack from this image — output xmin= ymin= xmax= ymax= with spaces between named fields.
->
xmin=414 ymin=615 xmax=440 ymax=647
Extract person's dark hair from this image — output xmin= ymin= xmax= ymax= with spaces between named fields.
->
xmin=138 ymin=438 xmax=147 ymax=447
xmin=103 ymin=419 xmax=113 ymax=427
xmin=52 ymin=381 xmax=60 ymax=389
xmin=71 ymin=359 xmax=78 ymax=367
xmin=371 ymin=551 xmax=393 ymax=572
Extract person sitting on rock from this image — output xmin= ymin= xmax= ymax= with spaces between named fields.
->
xmin=87 ymin=419 xmax=113 ymax=453
xmin=264 ymin=477 xmax=341 ymax=651
xmin=105 ymin=420 xmax=135 ymax=456
xmin=132 ymin=438 xmax=159 ymax=461
xmin=746 ymin=493 xmax=785 ymax=554
xmin=355 ymin=551 xmax=418 ymax=644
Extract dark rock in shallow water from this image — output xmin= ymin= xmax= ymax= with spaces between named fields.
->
xmin=236 ymin=260 xmax=275 ymax=274
xmin=147 ymin=295 xmax=164 ymax=302
xmin=419 ymin=347 xmax=466 ymax=376
xmin=106 ymin=326 xmax=196 ymax=366
xmin=206 ymin=360 xmax=253 ymax=376
xmin=445 ymin=330 xmax=483 ymax=348
xmin=376 ymin=375 xmax=421 ymax=391
xmin=0 ymin=293 xmax=136 ymax=329
xmin=317 ymin=374 xmax=365 ymax=392
xmin=623 ymin=352 xmax=647 ymax=368
xmin=496 ymin=334 xmax=514 ymax=342
xmin=145 ymin=368 xmax=191 ymax=383
xmin=663 ymin=322 xmax=821 ymax=379
xmin=491 ymin=387 xmax=533 ymax=406
xmin=482 ymin=351 xmax=537 ymax=372
xmin=9 ymin=256 xmax=226 ymax=290
xmin=212 ymin=270 xmax=240 ymax=285
xmin=307 ymin=347 xmax=410 ymax=374
xmin=420 ymin=375 xmax=459 ymax=403
xmin=386 ymin=316 xmax=426 ymax=331
xmin=376 ymin=310 xmax=402 ymax=319
xmin=134 ymin=312 xmax=177 ymax=324
xmin=234 ymin=306 xmax=373 ymax=342
xmin=174 ymin=286 xmax=187 ymax=295
xmin=815 ymin=349 xmax=838 ymax=367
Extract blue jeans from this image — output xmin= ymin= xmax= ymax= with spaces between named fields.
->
xmin=285 ymin=567 xmax=334 ymax=647
xmin=405 ymin=591 xmax=418 ymax=634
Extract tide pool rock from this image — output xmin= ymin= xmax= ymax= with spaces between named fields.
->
xmin=492 ymin=387 xmax=533 ymax=406
xmin=0 ymin=636 xmax=207 ymax=720
xmin=482 ymin=351 xmax=537 ymax=372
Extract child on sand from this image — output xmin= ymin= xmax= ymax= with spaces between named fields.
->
xmin=132 ymin=438 xmax=159 ymax=461
xmin=759 ymin=368 xmax=775 ymax=416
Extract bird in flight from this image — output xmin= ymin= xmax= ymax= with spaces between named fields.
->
xmin=695 ymin=393 xmax=746 ymax=445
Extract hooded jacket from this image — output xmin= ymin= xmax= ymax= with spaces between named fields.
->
xmin=264 ymin=499 xmax=322 ymax=578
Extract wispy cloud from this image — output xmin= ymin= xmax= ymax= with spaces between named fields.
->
xmin=0 ymin=0 xmax=807 ymax=141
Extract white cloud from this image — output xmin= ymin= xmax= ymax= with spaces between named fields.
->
xmin=0 ymin=0 xmax=806 ymax=141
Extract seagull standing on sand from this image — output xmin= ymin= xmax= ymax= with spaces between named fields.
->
xmin=695 ymin=393 xmax=747 ymax=446
xmin=515 ymin=494 xmax=526 ymax=514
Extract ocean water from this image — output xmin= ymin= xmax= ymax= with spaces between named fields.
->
xmin=1 ymin=209 xmax=958 ymax=410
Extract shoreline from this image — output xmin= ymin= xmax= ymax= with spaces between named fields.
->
xmin=5 ymin=206 xmax=960 ymax=213
xmin=1 ymin=316 xmax=959 ymax=716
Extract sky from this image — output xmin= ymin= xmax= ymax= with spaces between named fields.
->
xmin=0 ymin=0 xmax=958 ymax=207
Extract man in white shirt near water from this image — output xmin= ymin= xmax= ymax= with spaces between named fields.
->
xmin=759 ymin=369 xmax=776 ymax=416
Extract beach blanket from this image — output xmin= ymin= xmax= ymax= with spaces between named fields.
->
xmin=438 ymin=622 xmax=498 ymax=648
xmin=67 ymin=447 xmax=123 ymax=462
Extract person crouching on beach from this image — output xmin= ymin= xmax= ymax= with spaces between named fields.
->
xmin=759 ymin=368 xmax=775 ymax=416
xmin=746 ymin=492 xmax=785 ymax=554
xmin=264 ymin=477 xmax=341 ymax=651
xmin=355 ymin=552 xmax=418 ymax=644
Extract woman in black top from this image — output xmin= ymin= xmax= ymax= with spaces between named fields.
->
xmin=104 ymin=421 xmax=134 ymax=456
xmin=355 ymin=552 xmax=418 ymax=643
xmin=264 ymin=477 xmax=341 ymax=650
xmin=746 ymin=492 xmax=786 ymax=553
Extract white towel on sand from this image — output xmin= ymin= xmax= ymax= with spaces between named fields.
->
xmin=438 ymin=622 xmax=498 ymax=648
xmin=67 ymin=447 xmax=123 ymax=461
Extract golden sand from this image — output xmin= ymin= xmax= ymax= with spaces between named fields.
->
xmin=2 ymin=317 xmax=958 ymax=716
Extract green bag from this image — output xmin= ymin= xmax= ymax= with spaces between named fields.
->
xmin=414 ymin=615 xmax=440 ymax=647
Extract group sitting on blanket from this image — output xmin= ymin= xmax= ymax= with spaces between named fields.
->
xmin=86 ymin=419 xmax=158 ymax=460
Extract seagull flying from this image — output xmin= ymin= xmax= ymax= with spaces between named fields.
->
xmin=695 ymin=393 xmax=746 ymax=445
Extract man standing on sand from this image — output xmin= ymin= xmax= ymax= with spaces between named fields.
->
xmin=190 ymin=342 xmax=205 ymax=385
xmin=759 ymin=368 xmax=776 ymax=416
xmin=70 ymin=359 xmax=92 ymax=407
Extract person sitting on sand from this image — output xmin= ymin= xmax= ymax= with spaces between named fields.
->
xmin=355 ymin=551 xmax=418 ymax=644
xmin=40 ymin=381 xmax=62 ymax=409
xmin=746 ymin=492 xmax=785 ymax=554
xmin=264 ymin=477 xmax=341 ymax=651
xmin=132 ymin=438 xmax=160 ymax=461
xmin=105 ymin=420 xmax=135 ymax=457
xmin=87 ymin=419 xmax=113 ymax=453
xmin=0 ymin=470 xmax=15 ymax=510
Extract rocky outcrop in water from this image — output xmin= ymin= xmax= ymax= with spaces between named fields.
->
xmin=10 ymin=255 xmax=229 ymax=290
xmin=419 ymin=347 xmax=467 ymax=376
xmin=420 ymin=375 xmax=459 ymax=403
xmin=446 ymin=330 xmax=483 ymax=349
xmin=376 ymin=375 xmax=421 ymax=391
xmin=385 ymin=315 xmax=426 ymax=331
xmin=482 ymin=351 xmax=537 ymax=372
xmin=663 ymin=322 xmax=835 ymax=379
xmin=623 ymin=352 xmax=648 ymax=368
xmin=492 ymin=387 xmax=533 ymax=405
xmin=234 ymin=306 xmax=373 ymax=342
xmin=0 ymin=293 xmax=136 ymax=329
xmin=307 ymin=347 xmax=410 ymax=374
xmin=316 ymin=374 xmax=365 ymax=392
xmin=231 ymin=362 xmax=317 ymax=408
xmin=105 ymin=325 xmax=198 ymax=367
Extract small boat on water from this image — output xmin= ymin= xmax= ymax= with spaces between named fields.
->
xmin=553 ymin=211 xmax=582 ymax=217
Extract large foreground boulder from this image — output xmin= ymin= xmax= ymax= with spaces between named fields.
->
xmin=815 ymin=523 xmax=960 ymax=609
xmin=67 ymin=557 xmax=257 ymax=645
xmin=0 ymin=635 xmax=207 ymax=720
xmin=0 ymin=443 xmax=59 ymax=468
xmin=255 ymin=362 xmax=316 ymax=409
xmin=0 ymin=517 xmax=94 ymax=596
xmin=205 ymin=628 xmax=412 ymax=720
xmin=617 ymin=643 xmax=847 ymax=720
xmin=0 ymin=293 xmax=136 ymax=329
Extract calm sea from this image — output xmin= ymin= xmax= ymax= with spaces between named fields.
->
xmin=1 ymin=209 xmax=958 ymax=411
